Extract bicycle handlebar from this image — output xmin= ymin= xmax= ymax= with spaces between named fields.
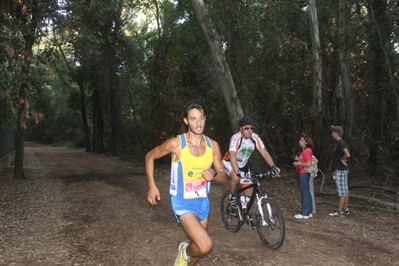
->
xmin=246 ymin=171 xmax=276 ymax=179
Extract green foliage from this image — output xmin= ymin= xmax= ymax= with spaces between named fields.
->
xmin=26 ymin=64 xmax=82 ymax=143
xmin=2 ymin=0 xmax=398 ymax=180
xmin=0 ymin=9 xmax=24 ymax=129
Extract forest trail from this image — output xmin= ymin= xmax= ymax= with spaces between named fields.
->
xmin=0 ymin=142 xmax=398 ymax=265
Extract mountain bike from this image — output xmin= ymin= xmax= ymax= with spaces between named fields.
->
xmin=220 ymin=172 xmax=286 ymax=250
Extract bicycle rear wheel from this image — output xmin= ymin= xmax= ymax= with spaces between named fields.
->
xmin=255 ymin=197 xmax=285 ymax=250
xmin=221 ymin=191 xmax=242 ymax=232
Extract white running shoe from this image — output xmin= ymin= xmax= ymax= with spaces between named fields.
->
xmin=294 ymin=214 xmax=309 ymax=219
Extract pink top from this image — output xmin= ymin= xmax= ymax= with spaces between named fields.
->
xmin=296 ymin=147 xmax=312 ymax=174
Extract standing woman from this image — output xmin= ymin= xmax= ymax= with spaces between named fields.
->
xmin=292 ymin=135 xmax=315 ymax=219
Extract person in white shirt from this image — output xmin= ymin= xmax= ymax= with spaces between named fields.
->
xmin=222 ymin=117 xmax=280 ymax=209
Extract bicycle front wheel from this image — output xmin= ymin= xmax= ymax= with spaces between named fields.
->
xmin=255 ymin=198 xmax=285 ymax=250
xmin=220 ymin=191 xmax=242 ymax=232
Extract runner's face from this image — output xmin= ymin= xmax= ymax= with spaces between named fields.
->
xmin=240 ymin=124 xmax=254 ymax=138
xmin=184 ymin=109 xmax=206 ymax=135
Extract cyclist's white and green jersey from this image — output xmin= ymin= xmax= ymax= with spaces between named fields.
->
xmin=223 ymin=132 xmax=265 ymax=172
xmin=170 ymin=133 xmax=213 ymax=199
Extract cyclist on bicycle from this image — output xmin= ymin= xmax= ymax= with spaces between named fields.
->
xmin=222 ymin=117 xmax=280 ymax=208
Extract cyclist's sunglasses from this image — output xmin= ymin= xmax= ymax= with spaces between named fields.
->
xmin=243 ymin=126 xmax=255 ymax=131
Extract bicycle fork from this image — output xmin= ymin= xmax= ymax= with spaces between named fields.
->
xmin=257 ymin=195 xmax=272 ymax=226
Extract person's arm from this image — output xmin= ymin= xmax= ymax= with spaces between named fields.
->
xmin=259 ymin=147 xmax=280 ymax=175
xmin=205 ymin=140 xmax=227 ymax=184
xmin=229 ymin=150 xmax=240 ymax=176
xmin=259 ymin=147 xmax=274 ymax=166
xmin=296 ymin=160 xmax=312 ymax=168
xmin=341 ymin=148 xmax=350 ymax=166
xmin=295 ymin=149 xmax=312 ymax=168
xmin=145 ymin=137 xmax=179 ymax=205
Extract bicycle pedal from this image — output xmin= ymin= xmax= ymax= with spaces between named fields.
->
xmin=248 ymin=221 xmax=256 ymax=230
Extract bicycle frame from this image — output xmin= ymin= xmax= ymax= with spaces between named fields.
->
xmin=235 ymin=178 xmax=266 ymax=221
xmin=221 ymin=172 xmax=286 ymax=249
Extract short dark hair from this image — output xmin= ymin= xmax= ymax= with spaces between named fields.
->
xmin=331 ymin=125 xmax=343 ymax=136
xmin=239 ymin=117 xmax=256 ymax=127
xmin=183 ymin=100 xmax=206 ymax=118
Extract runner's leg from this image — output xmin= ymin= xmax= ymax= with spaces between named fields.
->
xmin=179 ymin=214 xmax=211 ymax=266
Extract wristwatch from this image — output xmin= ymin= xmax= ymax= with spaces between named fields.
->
xmin=213 ymin=169 xmax=218 ymax=177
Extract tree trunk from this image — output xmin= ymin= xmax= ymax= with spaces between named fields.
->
xmin=308 ymin=0 xmax=323 ymax=154
xmin=92 ymin=88 xmax=104 ymax=152
xmin=14 ymin=84 xmax=27 ymax=179
xmin=109 ymin=65 xmax=121 ymax=156
xmin=107 ymin=4 xmax=121 ymax=156
xmin=221 ymin=0 xmax=252 ymax=115
xmin=13 ymin=0 xmax=42 ymax=179
xmin=337 ymin=0 xmax=354 ymax=136
xmin=367 ymin=0 xmax=388 ymax=166
xmin=308 ymin=0 xmax=322 ymax=115
xmin=77 ymin=80 xmax=91 ymax=152
xmin=190 ymin=0 xmax=243 ymax=131
xmin=53 ymin=22 xmax=91 ymax=152
xmin=369 ymin=0 xmax=399 ymax=122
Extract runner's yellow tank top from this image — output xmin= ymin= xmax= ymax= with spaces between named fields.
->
xmin=170 ymin=134 xmax=213 ymax=199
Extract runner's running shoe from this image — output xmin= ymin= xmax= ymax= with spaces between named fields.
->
xmin=174 ymin=242 xmax=190 ymax=266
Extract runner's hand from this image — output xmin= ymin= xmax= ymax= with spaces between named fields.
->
xmin=147 ymin=186 xmax=160 ymax=205
xmin=202 ymin=169 xmax=215 ymax=181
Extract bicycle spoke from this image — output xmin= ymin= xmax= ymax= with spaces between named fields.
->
xmin=256 ymin=198 xmax=285 ymax=250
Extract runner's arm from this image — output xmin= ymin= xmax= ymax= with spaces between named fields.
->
xmin=208 ymin=140 xmax=227 ymax=184
xmin=145 ymin=137 xmax=179 ymax=205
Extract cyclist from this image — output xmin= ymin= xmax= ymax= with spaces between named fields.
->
xmin=222 ymin=117 xmax=280 ymax=209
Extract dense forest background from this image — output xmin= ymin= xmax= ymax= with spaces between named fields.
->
xmin=1 ymin=0 xmax=398 ymax=184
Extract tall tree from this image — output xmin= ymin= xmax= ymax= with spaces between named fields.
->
xmin=337 ymin=0 xmax=354 ymax=135
xmin=308 ymin=0 xmax=323 ymax=149
xmin=54 ymin=0 xmax=128 ymax=154
xmin=102 ymin=0 xmax=124 ymax=156
xmin=189 ymin=0 xmax=243 ymax=131
xmin=49 ymin=21 xmax=92 ymax=151
xmin=367 ymin=0 xmax=390 ymax=165
xmin=3 ymin=0 xmax=52 ymax=178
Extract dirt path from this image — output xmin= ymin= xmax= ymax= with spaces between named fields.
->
xmin=0 ymin=142 xmax=398 ymax=266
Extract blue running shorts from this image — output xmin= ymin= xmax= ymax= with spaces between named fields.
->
xmin=171 ymin=196 xmax=210 ymax=223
